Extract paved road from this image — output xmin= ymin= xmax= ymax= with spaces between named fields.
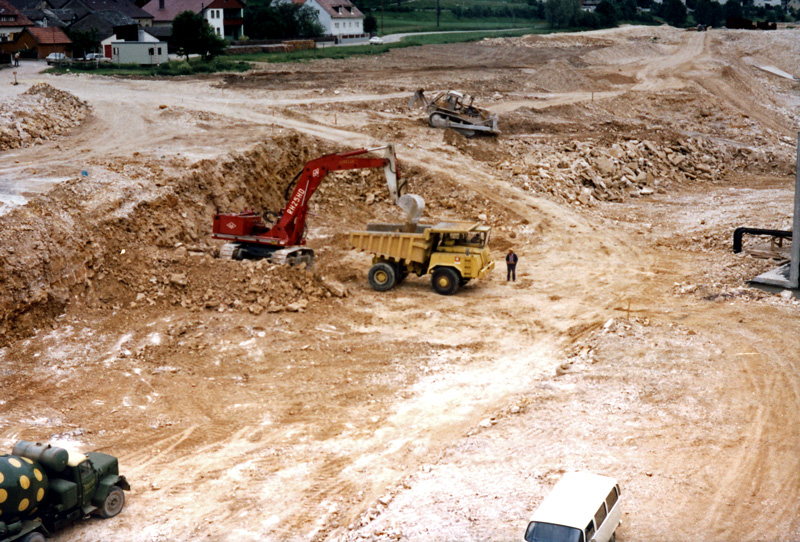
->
xmin=381 ymin=27 xmax=532 ymax=43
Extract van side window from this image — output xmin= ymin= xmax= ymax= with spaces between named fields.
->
xmin=585 ymin=519 xmax=596 ymax=540
xmin=606 ymin=486 xmax=619 ymax=511
xmin=594 ymin=502 xmax=607 ymax=527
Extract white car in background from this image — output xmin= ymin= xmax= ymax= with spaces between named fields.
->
xmin=45 ymin=52 xmax=68 ymax=65
xmin=369 ymin=36 xmax=384 ymax=45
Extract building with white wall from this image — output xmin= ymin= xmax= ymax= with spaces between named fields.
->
xmin=293 ymin=0 xmax=364 ymax=39
xmin=143 ymin=0 xmax=244 ymax=41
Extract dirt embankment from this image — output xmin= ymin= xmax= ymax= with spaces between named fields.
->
xmin=0 ymin=133 xmax=341 ymax=344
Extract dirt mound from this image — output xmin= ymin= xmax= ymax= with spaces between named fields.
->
xmin=0 ymin=83 xmax=89 ymax=151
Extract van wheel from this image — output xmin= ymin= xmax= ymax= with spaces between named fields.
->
xmin=431 ymin=267 xmax=460 ymax=295
xmin=368 ymin=262 xmax=397 ymax=291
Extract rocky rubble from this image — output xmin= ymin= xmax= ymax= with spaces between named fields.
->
xmin=0 ymin=84 xmax=89 ymax=151
xmin=88 ymin=245 xmax=348 ymax=315
xmin=494 ymin=136 xmax=793 ymax=206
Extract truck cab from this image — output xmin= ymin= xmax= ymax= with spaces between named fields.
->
xmin=1 ymin=441 xmax=129 ymax=542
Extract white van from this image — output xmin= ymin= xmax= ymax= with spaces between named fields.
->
xmin=524 ymin=472 xmax=622 ymax=542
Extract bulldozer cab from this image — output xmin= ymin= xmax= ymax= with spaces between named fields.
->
xmin=443 ymin=91 xmax=463 ymax=111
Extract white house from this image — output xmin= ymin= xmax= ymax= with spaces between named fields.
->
xmin=293 ymin=0 xmax=365 ymax=39
xmin=143 ymin=0 xmax=245 ymax=41
xmin=101 ymin=27 xmax=168 ymax=64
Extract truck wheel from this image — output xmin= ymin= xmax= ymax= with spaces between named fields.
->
xmin=21 ymin=533 xmax=46 ymax=542
xmin=368 ymin=262 xmax=397 ymax=291
xmin=394 ymin=263 xmax=409 ymax=284
xmin=100 ymin=486 xmax=125 ymax=518
xmin=431 ymin=267 xmax=460 ymax=295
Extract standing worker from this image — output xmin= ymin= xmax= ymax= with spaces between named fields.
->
xmin=506 ymin=249 xmax=518 ymax=282
xmin=13 ymin=52 xmax=19 ymax=67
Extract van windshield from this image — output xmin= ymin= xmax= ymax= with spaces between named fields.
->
xmin=524 ymin=522 xmax=583 ymax=542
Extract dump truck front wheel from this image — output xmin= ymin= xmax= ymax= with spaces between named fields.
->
xmin=100 ymin=486 xmax=125 ymax=518
xmin=431 ymin=267 xmax=460 ymax=295
xmin=368 ymin=262 xmax=397 ymax=291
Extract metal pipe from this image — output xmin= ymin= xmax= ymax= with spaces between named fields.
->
xmin=732 ymin=227 xmax=792 ymax=253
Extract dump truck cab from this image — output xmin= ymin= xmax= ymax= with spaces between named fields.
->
xmin=428 ymin=223 xmax=493 ymax=293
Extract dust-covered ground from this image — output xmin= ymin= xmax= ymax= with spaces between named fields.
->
xmin=1 ymin=25 xmax=800 ymax=542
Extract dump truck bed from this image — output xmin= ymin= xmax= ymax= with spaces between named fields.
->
xmin=349 ymin=228 xmax=434 ymax=265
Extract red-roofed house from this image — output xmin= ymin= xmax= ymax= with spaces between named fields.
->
xmin=142 ymin=0 xmax=244 ymax=40
xmin=3 ymin=25 xmax=71 ymax=57
xmin=291 ymin=0 xmax=364 ymax=40
xmin=0 ymin=0 xmax=33 ymax=44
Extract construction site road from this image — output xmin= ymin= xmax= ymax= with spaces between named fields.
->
xmin=1 ymin=25 xmax=799 ymax=542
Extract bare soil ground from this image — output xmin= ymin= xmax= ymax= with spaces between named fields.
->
xmin=1 ymin=25 xmax=800 ymax=542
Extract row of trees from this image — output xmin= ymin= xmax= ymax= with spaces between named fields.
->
xmin=543 ymin=0 xmax=795 ymax=31
xmin=244 ymin=0 xmax=324 ymax=39
xmin=452 ymin=4 xmax=544 ymax=20
xmin=543 ymin=0 xmax=648 ymax=29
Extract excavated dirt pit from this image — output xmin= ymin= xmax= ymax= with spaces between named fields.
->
xmin=1 ymin=25 xmax=800 ymax=542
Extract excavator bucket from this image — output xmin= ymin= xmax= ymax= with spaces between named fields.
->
xmin=397 ymin=194 xmax=425 ymax=225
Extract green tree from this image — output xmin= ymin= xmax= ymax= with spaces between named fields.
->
xmin=364 ymin=12 xmax=377 ymax=33
xmin=172 ymin=11 xmax=227 ymax=60
xmin=659 ymin=0 xmax=687 ymax=26
xmin=544 ymin=0 xmax=580 ymax=28
xmin=596 ymin=0 xmax=620 ymax=26
xmin=244 ymin=1 xmax=323 ymax=39
xmin=617 ymin=0 xmax=637 ymax=20
xmin=724 ymin=0 xmax=743 ymax=19
xmin=67 ymin=28 xmax=99 ymax=58
xmin=694 ymin=0 xmax=723 ymax=26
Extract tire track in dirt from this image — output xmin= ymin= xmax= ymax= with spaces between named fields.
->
xmin=681 ymin=306 xmax=800 ymax=541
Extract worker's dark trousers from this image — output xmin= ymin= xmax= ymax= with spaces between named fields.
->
xmin=507 ymin=264 xmax=516 ymax=281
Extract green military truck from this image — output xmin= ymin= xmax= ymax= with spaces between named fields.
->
xmin=349 ymin=221 xmax=495 ymax=295
xmin=0 ymin=441 xmax=129 ymax=542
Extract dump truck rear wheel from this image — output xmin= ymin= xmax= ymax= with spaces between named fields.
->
xmin=368 ymin=262 xmax=397 ymax=291
xmin=431 ymin=267 xmax=459 ymax=295
xmin=100 ymin=486 xmax=125 ymax=518
xmin=20 ymin=533 xmax=46 ymax=542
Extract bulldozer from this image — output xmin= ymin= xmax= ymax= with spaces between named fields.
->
xmin=409 ymin=89 xmax=500 ymax=137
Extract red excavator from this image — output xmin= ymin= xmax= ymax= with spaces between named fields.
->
xmin=212 ymin=144 xmax=418 ymax=265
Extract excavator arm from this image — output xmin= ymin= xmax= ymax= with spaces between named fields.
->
xmin=212 ymin=145 xmax=407 ymax=262
xmin=270 ymin=145 xmax=401 ymax=247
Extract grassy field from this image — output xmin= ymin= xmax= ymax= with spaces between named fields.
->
xmin=231 ymin=27 xmax=541 ymax=63
xmin=47 ymin=57 xmax=251 ymax=76
xmin=375 ymin=13 xmax=538 ymax=34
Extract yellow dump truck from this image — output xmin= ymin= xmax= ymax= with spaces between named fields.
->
xmin=348 ymin=221 xmax=495 ymax=295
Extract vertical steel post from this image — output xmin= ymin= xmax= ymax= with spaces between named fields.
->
xmin=791 ymin=133 xmax=800 ymax=287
